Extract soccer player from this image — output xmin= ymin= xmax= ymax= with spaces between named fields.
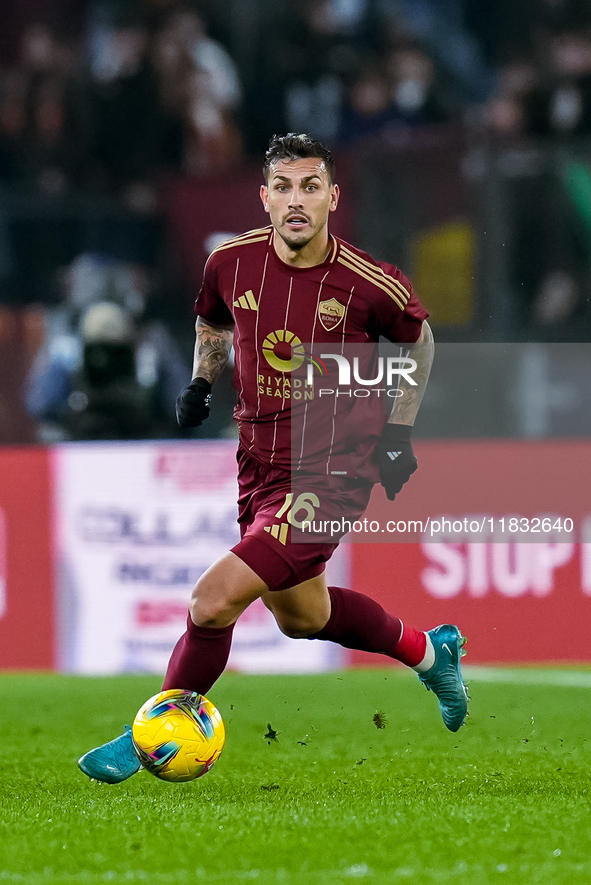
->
xmin=79 ymin=134 xmax=468 ymax=784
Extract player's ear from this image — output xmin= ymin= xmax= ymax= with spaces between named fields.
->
xmin=329 ymin=184 xmax=340 ymax=212
xmin=260 ymin=184 xmax=270 ymax=213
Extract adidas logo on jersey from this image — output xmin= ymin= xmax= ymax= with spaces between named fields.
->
xmin=387 ymin=451 xmax=402 ymax=460
xmin=233 ymin=289 xmax=258 ymax=310
xmin=264 ymin=523 xmax=289 ymax=545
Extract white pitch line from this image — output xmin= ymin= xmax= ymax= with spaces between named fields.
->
xmin=462 ymin=666 xmax=591 ymax=688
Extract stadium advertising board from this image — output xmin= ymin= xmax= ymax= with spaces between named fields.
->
xmin=53 ymin=441 xmax=343 ymax=675
xmin=2 ymin=439 xmax=590 ymax=671
xmin=0 ymin=447 xmax=54 ymax=668
xmin=349 ymin=440 xmax=591 ymax=664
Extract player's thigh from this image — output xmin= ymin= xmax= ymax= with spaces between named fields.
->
xmin=190 ymin=551 xmax=268 ymax=628
xmin=261 ymin=572 xmax=330 ymax=638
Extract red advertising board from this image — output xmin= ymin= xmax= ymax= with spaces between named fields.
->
xmin=1 ymin=439 xmax=590 ymax=671
xmin=349 ymin=440 xmax=591 ymax=664
xmin=0 ymin=447 xmax=54 ymax=668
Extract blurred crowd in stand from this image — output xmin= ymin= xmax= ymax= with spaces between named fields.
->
xmin=0 ymin=4 xmax=243 ymax=194
xmin=0 ymin=1 xmax=245 ymax=441
xmin=0 ymin=0 xmax=590 ymax=442
xmin=470 ymin=0 xmax=591 ymax=329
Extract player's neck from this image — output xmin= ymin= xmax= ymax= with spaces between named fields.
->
xmin=272 ymin=229 xmax=332 ymax=268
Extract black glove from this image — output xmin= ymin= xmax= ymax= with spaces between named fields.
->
xmin=176 ymin=378 xmax=212 ymax=427
xmin=378 ymin=423 xmax=417 ymax=501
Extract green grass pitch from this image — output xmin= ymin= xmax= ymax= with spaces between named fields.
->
xmin=1 ymin=668 xmax=590 ymax=885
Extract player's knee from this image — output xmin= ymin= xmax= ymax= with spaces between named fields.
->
xmin=188 ymin=597 xmax=228 ymax=628
xmin=275 ymin=617 xmax=322 ymax=640
xmin=188 ymin=579 xmax=234 ymax=629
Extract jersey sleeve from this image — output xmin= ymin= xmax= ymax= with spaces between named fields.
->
xmin=194 ymin=257 xmax=235 ymax=326
xmin=372 ymin=261 xmax=428 ymax=343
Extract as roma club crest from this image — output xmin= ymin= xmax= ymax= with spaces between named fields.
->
xmin=318 ymin=298 xmax=346 ymax=332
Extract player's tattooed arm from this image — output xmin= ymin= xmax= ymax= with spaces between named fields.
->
xmin=387 ymin=320 xmax=434 ymax=426
xmin=192 ymin=317 xmax=234 ymax=385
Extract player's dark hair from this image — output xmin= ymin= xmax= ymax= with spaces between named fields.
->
xmin=263 ymin=133 xmax=336 ymax=184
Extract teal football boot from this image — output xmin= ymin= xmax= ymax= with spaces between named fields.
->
xmin=419 ymin=625 xmax=468 ymax=732
xmin=78 ymin=725 xmax=141 ymax=784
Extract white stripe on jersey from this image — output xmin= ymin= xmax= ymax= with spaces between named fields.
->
xmin=248 ymin=248 xmax=269 ymax=452
xmin=324 ymin=286 xmax=355 ymax=475
xmin=295 ymin=267 xmax=332 ymax=472
xmin=269 ymin=275 xmax=295 ymax=466
xmin=231 ymin=258 xmax=244 ymax=424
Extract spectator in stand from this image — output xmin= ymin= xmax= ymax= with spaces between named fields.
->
xmin=482 ymin=27 xmax=591 ymax=330
xmin=525 ymin=29 xmax=591 ymax=139
xmin=377 ymin=0 xmax=496 ymax=103
xmin=83 ymin=9 xmax=180 ymax=266
xmin=481 ymin=60 xmax=536 ymax=141
xmin=0 ymin=22 xmax=88 ymax=303
xmin=386 ymin=45 xmax=450 ymax=126
xmin=0 ymin=22 xmax=83 ymax=195
xmin=337 ymin=43 xmax=450 ymax=146
xmin=283 ymin=0 xmax=383 ymax=142
xmin=336 ymin=61 xmax=392 ymax=145
xmin=0 ymin=72 xmax=27 ymax=184
xmin=522 ymin=28 xmax=591 ymax=327
xmin=86 ymin=11 xmax=178 ymax=205
xmin=467 ymin=0 xmax=591 ymax=71
xmin=152 ymin=7 xmax=242 ymax=177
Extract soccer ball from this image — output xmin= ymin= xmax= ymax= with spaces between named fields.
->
xmin=132 ymin=689 xmax=225 ymax=783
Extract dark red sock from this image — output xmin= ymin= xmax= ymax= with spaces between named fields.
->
xmin=162 ymin=614 xmax=234 ymax=695
xmin=309 ymin=586 xmax=426 ymax=667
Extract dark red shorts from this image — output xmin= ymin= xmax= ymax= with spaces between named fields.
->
xmin=230 ymin=443 xmax=373 ymax=591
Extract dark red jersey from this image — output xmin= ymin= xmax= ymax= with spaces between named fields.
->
xmin=195 ymin=225 xmax=428 ymax=476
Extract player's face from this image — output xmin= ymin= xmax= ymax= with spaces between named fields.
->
xmin=260 ymin=158 xmax=339 ymax=252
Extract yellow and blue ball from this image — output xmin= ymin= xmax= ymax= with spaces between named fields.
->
xmin=132 ymin=689 xmax=225 ymax=783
